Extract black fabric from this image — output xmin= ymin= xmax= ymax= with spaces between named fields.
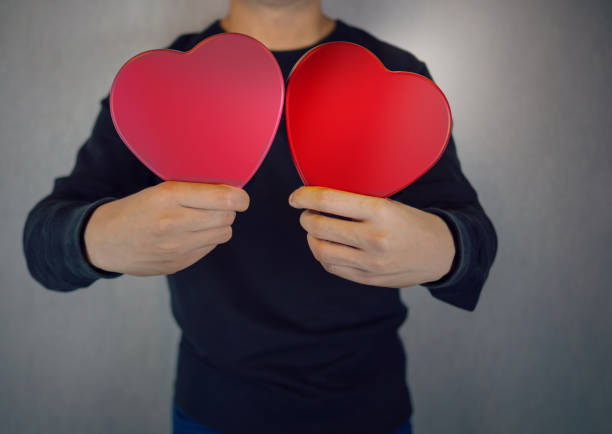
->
xmin=23 ymin=18 xmax=498 ymax=434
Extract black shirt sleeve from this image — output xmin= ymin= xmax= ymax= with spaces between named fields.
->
xmin=388 ymin=62 xmax=498 ymax=311
xmin=22 ymin=93 xmax=153 ymax=291
xmin=22 ymin=35 xmax=196 ymax=292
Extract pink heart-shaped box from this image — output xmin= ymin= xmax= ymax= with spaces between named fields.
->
xmin=110 ymin=33 xmax=285 ymax=187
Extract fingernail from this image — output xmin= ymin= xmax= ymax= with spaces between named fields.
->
xmin=289 ymin=194 xmax=295 ymax=206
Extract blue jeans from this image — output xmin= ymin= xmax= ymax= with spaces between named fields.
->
xmin=172 ymin=403 xmax=412 ymax=434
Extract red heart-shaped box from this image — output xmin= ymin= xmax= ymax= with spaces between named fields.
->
xmin=110 ymin=33 xmax=284 ymax=187
xmin=285 ymin=41 xmax=452 ymax=198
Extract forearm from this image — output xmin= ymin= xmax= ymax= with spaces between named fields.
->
xmin=23 ymin=196 xmax=120 ymax=291
xmin=421 ymin=201 xmax=498 ymax=310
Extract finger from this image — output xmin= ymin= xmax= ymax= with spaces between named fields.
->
xmin=179 ymin=208 xmax=236 ymax=232
xmin=289 ymin=186 xmax=378 ymax=221
xmin=299 ymin=209 xmax=366 ymax=249
xmin=320 ymin=262 xmax=379 ymax=285
xmin=156 ymin=208 xmax=235 ymax=233
xmin=189 ymin=244 xmax=216 ymax=258
xmin=184 ymin=225 xmax=234 ymax=251
xmin=177 ymin=244 xmax=217 ymax=269
xmin=320 ymin=263 xmax=419 ymax=287
xmin=306 ymin=233 xmax=370 ymax=270
xmin=163 ymin=181 xmax=250 ymax=211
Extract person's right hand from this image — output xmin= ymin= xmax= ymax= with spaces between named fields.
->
xmin=82 ymin=181 xmax=250 ymax=276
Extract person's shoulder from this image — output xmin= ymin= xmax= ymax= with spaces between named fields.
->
xmin=335 ymin=19 xmax=427 ymax=74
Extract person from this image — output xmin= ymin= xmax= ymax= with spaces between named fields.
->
xmin=22 ymin=0 xmax=498 ymax=433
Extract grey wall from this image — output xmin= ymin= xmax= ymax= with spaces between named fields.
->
xmin=1 ymin=1 xmax=610 ymax=433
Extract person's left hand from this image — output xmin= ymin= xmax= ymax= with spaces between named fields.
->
xmin=288 ymin=186 xmax=456 ymax=288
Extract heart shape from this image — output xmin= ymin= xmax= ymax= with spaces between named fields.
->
xmin=110 ymin=33 xmax=284 ymax=187
xmin=285 ymin=41 xmax=452 ymax=198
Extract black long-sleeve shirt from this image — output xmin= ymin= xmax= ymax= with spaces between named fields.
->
xmin=23 ymin=18 xmax=498 ymax=434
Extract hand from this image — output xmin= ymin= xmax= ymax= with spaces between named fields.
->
xmin=83 ymin=181 xmax=249 ymax=276
xmin=289 ymin=186 xmax=456 ymax=288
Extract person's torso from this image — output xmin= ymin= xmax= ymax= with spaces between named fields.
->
xmin=157 ymin=18 xmax=426 ymax=397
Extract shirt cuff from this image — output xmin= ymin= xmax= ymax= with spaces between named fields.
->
xmin=69 ymin=197 xmax=122 ymax=281
xmin=420 ymin=207 xmax=470 ymax=290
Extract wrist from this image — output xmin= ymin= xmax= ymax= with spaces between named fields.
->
xmin=70 ymin=197 xmax=122 ymax=281
xmin=82 ymin=201 xmax=115 ymax=273
xmin=427 ymin=212 xmax=457 ymax=282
